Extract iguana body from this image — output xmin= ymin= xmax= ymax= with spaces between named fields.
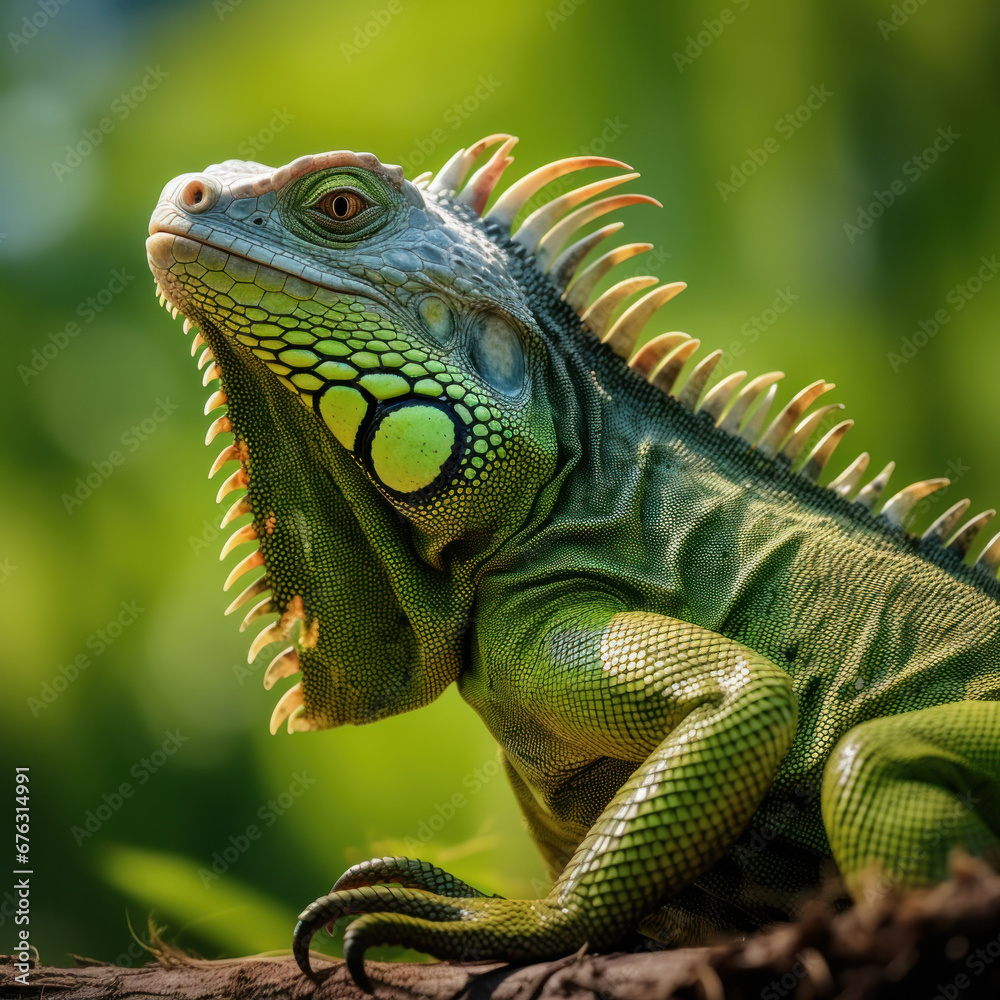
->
xmin=145 ymin=134 xmax=1000 ymax=988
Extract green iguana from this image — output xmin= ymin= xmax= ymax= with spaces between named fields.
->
xmin=145 ymin=133 xmax=1000 ymax=990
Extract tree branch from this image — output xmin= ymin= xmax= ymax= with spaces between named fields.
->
xmin=4 ymin=857 xmax=1000 ymax=999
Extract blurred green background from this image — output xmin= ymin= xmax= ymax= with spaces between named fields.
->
xmin=2 ymin=0 xmax=1000 ymax=969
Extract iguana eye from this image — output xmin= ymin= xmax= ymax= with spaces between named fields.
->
xmin=316 ymin=189 xmax=370 ymax=221
xmin=277 ymin=168 xmax=393 ymax=245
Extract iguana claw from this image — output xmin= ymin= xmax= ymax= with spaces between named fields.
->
xmin=293 ymin=858 xmax=508 ymax=989
xmin=293 ymin=882 xmax=586 ymax=992
xmin=293 ymin=884 xmax=470 ymax=986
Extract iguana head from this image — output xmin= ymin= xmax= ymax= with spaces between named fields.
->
xmin=146 ymin=135 xmax=664 ymax=733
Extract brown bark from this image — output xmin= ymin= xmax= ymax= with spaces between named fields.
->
xmin=4 ymin=857 xmax=1000 ymax=1000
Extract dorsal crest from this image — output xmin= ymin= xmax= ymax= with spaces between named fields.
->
xmin=408 ymin=133 xmax=1000 ymax=579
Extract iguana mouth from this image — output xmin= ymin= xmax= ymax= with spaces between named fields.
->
xmin=146 ymin=224 xmax=404 ymax=317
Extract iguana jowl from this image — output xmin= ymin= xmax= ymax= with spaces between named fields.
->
xmin=145 ymin=133 xmax=1000 ymax=989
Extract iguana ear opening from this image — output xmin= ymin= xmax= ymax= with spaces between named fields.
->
xmin=208 ymin=327 xmax=475 ymax=732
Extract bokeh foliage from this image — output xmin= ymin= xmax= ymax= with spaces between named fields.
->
xmin=2 ymin=0 xmax=999 ymax=967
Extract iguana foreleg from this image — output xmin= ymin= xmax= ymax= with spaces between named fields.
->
xmin=823 ymin=700 xmax=1000 ymax=899
xmin=293 ymin=611 xmax=797 ymax=988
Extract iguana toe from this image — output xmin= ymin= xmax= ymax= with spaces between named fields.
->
xmin=331 ymin=855 xmax=497 ymax=898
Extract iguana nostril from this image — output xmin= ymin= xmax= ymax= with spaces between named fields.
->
xmin=179 ymin=177 xmax=217 ymax=213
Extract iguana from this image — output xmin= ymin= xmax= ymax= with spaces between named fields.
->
xmin=145 ymin=133 xmax=1000 ymax=990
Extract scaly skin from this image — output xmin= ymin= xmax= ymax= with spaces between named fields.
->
xmin=145 ymin=134 xmax=1000 ymax=991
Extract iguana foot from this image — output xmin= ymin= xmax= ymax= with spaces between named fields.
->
xmin=293 ymin=882 xmax=587 ymax=993
xmin=330 ymin=855 xmax=499 ymax=899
